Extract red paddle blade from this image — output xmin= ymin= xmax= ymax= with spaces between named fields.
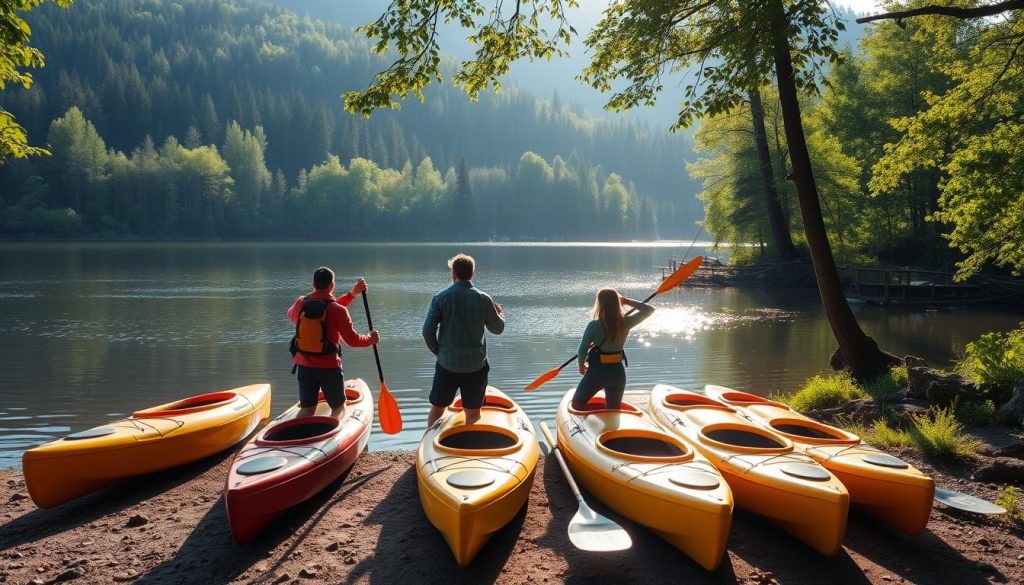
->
xmin=377 ymin=382 xmax=402 ymax=434
xmin=525 ymin=365 xmax=563 ymax=391
xmin=655 ymin=255 xmax=703 ymax=296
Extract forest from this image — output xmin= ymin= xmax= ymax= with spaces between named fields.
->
xmin=693 ymin=5 xmax=1023 ymax=278
xmin=0 ymin=0 xmax=696 ymax=239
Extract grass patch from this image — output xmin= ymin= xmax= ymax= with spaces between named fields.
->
xmin=909 ymin=408 xmax=981 ymax=461
xmin=862 ymin=365 xmax=909 ymax=397
xmin=995 ymin=486 xmax=1023 ymax=527
xmin=782 ymin=373 xmax=868 ymax=412
xmin=837 ymin=407 xmax=979 ymax=461
xmin=953 ymin=399 xmax=997 ymax=426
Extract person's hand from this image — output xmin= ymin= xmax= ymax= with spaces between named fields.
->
xmin=495 ymin=303 xmax=503 ymax=314
xmin=578 ymin=363 xmax=587 ymax=376
xmin=619 ymin=295 xmax=628 ymax=306
xmin=350 ymin=278 xmax=367 ymax=296
xmin=368 ymin=330 xmax=380 ymax=345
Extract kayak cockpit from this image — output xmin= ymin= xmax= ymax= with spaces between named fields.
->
xmin=435 ymin=424 xmax=521 ymax=455
xmin=132 ymin=391 xmax=238 ymax=418
xmin=450 ymin=393 xmax=516 ymax=413
xmin=699 ymin=423 xmax=793 ymax=454
xmin=256 ymin=416 xmax=342 ymax=446
xmin=662 ymin=393 xmax=734 ymax=412
xmin=767 ymin=418 xmax=860 ymax=445
xmin=596 ymin=428 xmax=693 ymax=463
xmin=568 ymin=396 xmax=642 ymax=415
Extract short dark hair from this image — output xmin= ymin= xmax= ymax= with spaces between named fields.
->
xmin=448 ymin=253 xmax=474 ymax=281
xmin=313 ymin=267 xmax=334 ymax=290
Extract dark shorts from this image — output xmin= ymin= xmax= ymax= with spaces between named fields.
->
xmin=572 ymin=353 xmax=627 ymax=409
xmin=429 ymin=362 xmax=489 ymax=409
xmin=296 ymin=366 xmax=346 ymax=409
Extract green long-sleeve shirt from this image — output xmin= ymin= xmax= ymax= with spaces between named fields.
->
xmin=577 ymin=299 xmax=654 ymax=365
xmin=423 ymin=280 xmax=505 ymax=373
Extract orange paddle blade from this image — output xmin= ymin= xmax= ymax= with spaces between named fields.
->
xmin=525 ymin=365 xmax=563 ymax=391
xmin=377 ymin=382 xmax=402 ymax=434
xmin=654 ymin=255 xmax=703 ymax=296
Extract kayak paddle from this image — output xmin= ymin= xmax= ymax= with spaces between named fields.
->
xmin=524 ymin=255 xmax=704 ymax=391
xmin=933 ymin=487 xmax=1007 ymax=514
xmin=361 ymin=290 xmax=402 ymax=434
xmin=539 ymin=421 xmax=632 ymax=552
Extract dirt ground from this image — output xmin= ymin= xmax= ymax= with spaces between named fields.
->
xmin=1 ymin=443 xmax=1022 ymax=585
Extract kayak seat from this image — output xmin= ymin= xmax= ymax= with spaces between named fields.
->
xmin=435 ymin=424 xmax=522 ymax=455
xmin=718 ymin=391 xmax=789 ymax=409
xmin=664 ymin=393 xmax=733 ymax=411
xmin=257 ymin=416 xmax=342 ymax=446
xmin=568 ymin=396 xmax=641 ymax=415
xmin=596 ymin=429 xmax=692 ymax=463
xmin=450 ymin=394 xmax=516 ymax=413
xmin=315 ymin=388 xmax=364 ymax=404
xmin=700 ymin=424 xmax=791 ymax=453
xmin=133 ymin=391 xmax=237 ymax=418
xmin=768 ymin=419 xmax=860 ymax=445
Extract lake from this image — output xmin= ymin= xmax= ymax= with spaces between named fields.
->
xmin=1 ymin=241 xmax=1020 ymax=467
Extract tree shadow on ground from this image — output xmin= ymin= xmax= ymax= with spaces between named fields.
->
xmin=726 ymin=509 xmax=871 ymax=585
xmin=838 ymin=511 xmax=1004 ymax=585
xmin=134 ymin=463 xmax=390 ymax=585
xmin=538 ymin=452 xmax=739 ymax=584
xmin=343 ymin=464 xmax=527 ymax=585
xmin=0 ymin=445 xmax=237 ymax=552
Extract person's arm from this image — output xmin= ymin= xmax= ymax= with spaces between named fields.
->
xmin=334 ymin=305 xmax=375 ymax=348
xmin=622 ymin=298 xmax=655 ymax=328
xmin=577 ymin=321 xmax=599 ymax=369
xmin=484 ymin=294 xmax=505 ymax=335
xmin=422 ymin=296 xmax=441 ymax=355
xmin=286 ymin=296 xmax=304 ymax=324
xmin=337 ymin=278 xmax=367 ymax=307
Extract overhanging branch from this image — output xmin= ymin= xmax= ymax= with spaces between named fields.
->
xmin=856 ymin=0 xmax=1024 ymax=25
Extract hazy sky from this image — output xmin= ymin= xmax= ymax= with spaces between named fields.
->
xmin=834 ymin=0 xmax=881 ymax=14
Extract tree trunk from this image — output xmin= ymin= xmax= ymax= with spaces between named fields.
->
xmin=748 ymin=88 xmax=799 ymax=262
xmin=767 ymin=0 xmax=899 ymax=380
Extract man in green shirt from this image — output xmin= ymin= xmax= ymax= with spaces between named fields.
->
xmin=422 ymin=253 xmax=505 ymax=426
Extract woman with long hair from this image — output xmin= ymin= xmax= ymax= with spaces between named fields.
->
xmin=571 ymin=287 xmax=655 ymax=410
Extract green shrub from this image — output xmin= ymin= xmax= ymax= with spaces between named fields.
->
xmin=862 ymin=365 xmax=909 ymax=397
xmin=995 ymin=486 xmax=1023 ymax=527
xmin=953 ymin=399 xmax=997 ymax=426
xmin=783 ymin=373 xmax=869 ymax=412
xmin=909 ymin=408 xmax=981 ymax=460
xmin=955 ymin=323 xmax=1024 ymax=405
xmin=837 ymin=415 xmax=915 ymax=450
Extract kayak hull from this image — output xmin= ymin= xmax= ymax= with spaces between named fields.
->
xmin=22 ymin=384 xmax=272 ymax=508
xmin=650 ymin=384 xmax=849 ymax=556
xmin=417 ymin=388 xmax=538 ymax=567
xmin=556 ymin=392 xmax=733 ymax=570
xmin=704 ymin=384 xmax=934 ymax=535
xmin=225 ymin=380 xmax=373 ymax=543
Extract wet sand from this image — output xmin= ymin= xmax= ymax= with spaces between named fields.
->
xmin=1 ymin=445 xmax=1022 ymax=584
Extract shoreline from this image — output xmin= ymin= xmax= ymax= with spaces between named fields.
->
xmin=2 ymin=447 xmax=1021 ymax=584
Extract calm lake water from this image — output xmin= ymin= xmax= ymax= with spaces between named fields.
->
xmin=1 ymin=242 xmax=1021 ymax=467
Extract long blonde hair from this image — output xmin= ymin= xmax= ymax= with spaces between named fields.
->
xmin=592 ymin=288 xmax=624 ymax=345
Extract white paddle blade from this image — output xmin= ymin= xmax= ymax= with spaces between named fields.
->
xmin=567 ymin=501 xmax=632 ymax=552
xmin=934 ymin=487 xmax=1007 ymax=515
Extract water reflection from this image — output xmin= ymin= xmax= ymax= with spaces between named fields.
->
xmin=0 ymin=242 xmax=1020 ymax=467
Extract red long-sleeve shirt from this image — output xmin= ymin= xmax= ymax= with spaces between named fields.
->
xmin=287 ymin=290 xmax=373 ymax=368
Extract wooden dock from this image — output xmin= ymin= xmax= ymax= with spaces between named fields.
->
xmin=844 ymin=267 xmax=1024 ymax=307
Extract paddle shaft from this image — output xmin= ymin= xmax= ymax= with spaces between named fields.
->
xmin=539 ymin=422 xmax=585 ymax=503
xmin=360 ymin=291 xmax=385 ymax=383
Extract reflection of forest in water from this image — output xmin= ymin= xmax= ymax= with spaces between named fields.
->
xmin=1 ymin=242 xmax=1020 ymax=464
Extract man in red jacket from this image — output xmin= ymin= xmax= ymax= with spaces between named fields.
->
xmin=288 ymin=267 xmax=380 ymax=418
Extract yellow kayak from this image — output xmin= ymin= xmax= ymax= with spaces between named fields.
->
xmin=554 ymin=391 xmax=733 ymax=570
xmin=417 ymin=387 xmax=538 ymax=566
xmin=649 ymin=384 xmax=849 ymax=555
xmin=704 ymin=384 xmax=934 ymax=534
xmin=23 ymin=384 xmax=271 ymax=508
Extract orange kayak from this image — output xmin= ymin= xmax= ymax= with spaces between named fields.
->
xmin=23 ymin=384 xmax=271 ymax=508
xmin=554 ymin=391 xmax=733 ymax=570
xmin=417 ymin=387 xmax=538 ymax=566
xmin=704 ymin=384 xmax=934 ymax=534
xmin=649 ymin=384 xmax=849 ymax=555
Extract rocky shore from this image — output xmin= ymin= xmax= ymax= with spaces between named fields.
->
xmin=1 ymin=444 xmax=1022 ymax=584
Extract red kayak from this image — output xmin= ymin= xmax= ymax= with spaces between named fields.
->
xmin=225 ymin=379 xmax=373 ymax=543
